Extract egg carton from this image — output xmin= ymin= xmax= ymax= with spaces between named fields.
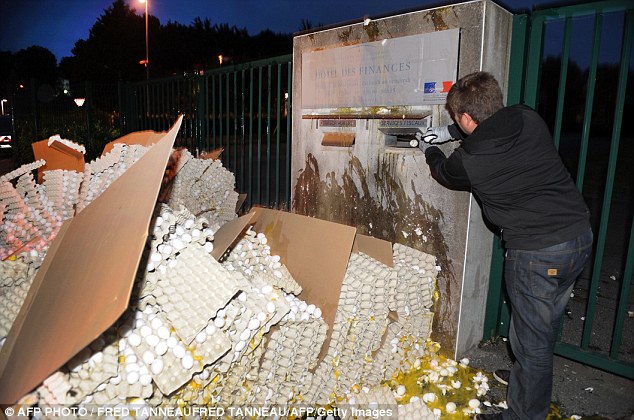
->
xmin=0 ymin=271 xmax=33 ymax=342
xmin=254 ymin=314 xmax=327 ymax=406
xmin=167 ymin=150 xmax=238 ymax=226
xmin=397 ymin=395 xmax=435 ymax=420
xmin=148 ymin=246 xmax=243 ymax=344
xmin=41 ymin=169 xmax=82 ymax=221
xmin=48 ymin=135 xmax=86 ymax=155
xmin=343 ymin=385 xmax=398 ymax=420
xmin=222 ymin=227 xmax=302 ymax=295
xmin=15 ymin=173 xmax=58 ymax=240
xmin=36 ymin=371 xmax=74 ymax=405
xmin=392 ymin=243 xmax=437 ymax=317
xmin=64 ymin=332 xmax=120 ymax=404
xmin=118 ymin=299 xmax=232 ymax=396
xmin=0 ymin=159 xmax=46 ymax=184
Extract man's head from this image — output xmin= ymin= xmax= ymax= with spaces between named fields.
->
xmin=446 ymin=72 xmax=504 ymax=134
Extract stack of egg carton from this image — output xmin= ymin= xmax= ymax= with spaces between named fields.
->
xmin=167 ymin=149 xmax=239 ymax=227
xmin=77 ymin=143 xmax=150 ymax=211
xmin=0 ymin=160 xmax=53 ymax=259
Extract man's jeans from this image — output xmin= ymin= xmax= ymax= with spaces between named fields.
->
xmin=503 ymin=228 xmax=593 ymax=420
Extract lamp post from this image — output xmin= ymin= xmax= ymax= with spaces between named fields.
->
xmin=1 ymin=99 xmax=6 ymax=115
xmin=139 ymin=0 xmax=149 ymax=80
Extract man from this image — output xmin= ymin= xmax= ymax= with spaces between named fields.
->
xmin=420 ymin=72 xmax=593 ymax=420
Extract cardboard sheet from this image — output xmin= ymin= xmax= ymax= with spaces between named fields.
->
xmin=352 ymin=233 xmax=394 ymax=267
xmin=250 ymin=207 xmax=356 ymax=361
xmin=32 ymin=139 xmax=85 ymax=183
xmin=210 ymin=212 xmax=254 ymax=261
xmin=101 ymin=130 xmax=165 ymax=155
xmin=0 ymin=116 xmax=183 ymax=404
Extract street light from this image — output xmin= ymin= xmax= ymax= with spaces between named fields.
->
xmin=1 ymin=99 xmax=6 ymax=115
xmin=139 ymin=0 xmax=149 ymax=80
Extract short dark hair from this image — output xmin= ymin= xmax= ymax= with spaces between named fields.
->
xmin=446 ymin=72 xmax=504 ymax=124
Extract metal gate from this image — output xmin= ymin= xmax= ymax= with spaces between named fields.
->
xmin=120 ymin=54 xmax=293 ymax=212
xmin=483 ymin=0 xmax=634 ymax=379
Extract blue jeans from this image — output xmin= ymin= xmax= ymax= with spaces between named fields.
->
xmin=503 ymin=228 xmax=593 ymax=420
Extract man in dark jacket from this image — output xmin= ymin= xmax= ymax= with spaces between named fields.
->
xmin=420 ymin=72 xmax=592 ymax=420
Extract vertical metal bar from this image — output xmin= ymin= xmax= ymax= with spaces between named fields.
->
xmin=257 ymin=66 xmax=263 ymax=205
xmin=204 ymin=74 xmax=210 ymax=151
xmin=212 ymin=75 xmax=217 ymax=149
xmin=225 ymin=72 xmax=231 ymax=170
xmin=576 ymin=13 xmax=603 ymax=191
xmin=552 ymin=17 xmax=573 ymax=150
xmin=248 ymin=68 xmax=254 ymax=210
xmin=285 ymin=61 xmax=292 ymax=210
xmin=240 ymin=69 xmax=246 ymax=196
xmin=219 ymin=75 xmax=223 ymax=158
xmin=266 ymin=65 xmax=272 ymax=207
xmin=233 ymin=71 xmax=238 ymax=176
xmin=483 ymin=14 xmax=529 ymax=340
xmin=607 ymin=10 xmax=633 ymax=358
xmin=523 ymin=15 xmax=546 ymax=107
xmin=275 ymin=63 xmax=282 ymax=207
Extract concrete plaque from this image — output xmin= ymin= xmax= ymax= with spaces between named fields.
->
xmin=301 ymin=29 xmax=459 ymax=109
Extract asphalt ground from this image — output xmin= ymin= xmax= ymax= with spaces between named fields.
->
xmin=464 ymin=338 xmax=634 ymax=419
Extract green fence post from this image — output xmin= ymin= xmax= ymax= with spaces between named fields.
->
xmin=85 ymin=81 xmax=94 ymax=158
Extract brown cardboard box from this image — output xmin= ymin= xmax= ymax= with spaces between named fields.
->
xmin=0 ymin=117 xmax=183 ymax=404
xmin=31 ymin=138 xmax=85 ymax=183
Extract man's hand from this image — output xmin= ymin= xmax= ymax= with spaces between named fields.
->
xmin=417 ymin=126 xmax=454 ymax=144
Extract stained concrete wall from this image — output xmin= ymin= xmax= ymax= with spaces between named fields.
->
xmin=291 ymin=1 xmax=513 ymax=357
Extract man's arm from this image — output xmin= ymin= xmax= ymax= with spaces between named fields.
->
xmin=424 ymin=146 xmax=471 ymax=190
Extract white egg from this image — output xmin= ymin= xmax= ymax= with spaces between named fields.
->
xmin=145 ymin=335 xmax=159 ymax=347
xmin=182 ymin=354 xmax=194 ymax=370
xmin=151 ymin=359 xmax=164 ymax=375
xmin=173 ymin=345 xmax=186 ymax=359
xmin=256 ymin=312 xmax=267 ymax=322
xmin=237 ymin=292 xmax=247 ymax=302
xmin=313 ymin=308 xmax=322 ymax=318
xmin=110 ymin=374 xmax=122 ymax=385
xmin=150 ymin=252 xmax=162 ymax=262
xmin=142 ymin=351 xmax=155 ymax=365
xmin=396 ymin=385 xmax=406 ymax=397
xmin=235 ymin=340 xmax=246 ymax=352
xmin=205 ymin=324 xmax=217 ymax=335
xmin=155 ymin=341 xmax=168 ymax=356
xmin=195 ymin=331 xmax=207 ymax=344
xmin=167 ymin=336 xmax=178 ymax=348
xmin=261 ymin=285 xmax=273 ymax=295
xmin=214 ymin=317 xmax=225 ymax=328
xmin=469 ymin=399 xmax=481 ymax=409
xmin=247 ymin=318 xmax=260 ymax=331
xmin=127 ymin=333 xmax=142 ymax=347
xmin=140 ymin=325 xmax=152 ymax=337
xmin=151 ymin=317 xmax=163 ymax=330
xmin=157 ymin=326 xmax=170 ymax=340
xmin=239 ymin=329 xmax=251 ymax=341
xmin=126 ymin=371 xmax=140 ymax=385
xmin=139 ymin=373 xmax=152 ymax=386
xmin=125 ymin=362 xmax=140 ymax=373
xmin=266 ymin=302 xmax=276 ymax=313
xmin=446 ymin=402 xmax=457 ymax=414
xmin=204 ymin=242 xmax=214 ymax=253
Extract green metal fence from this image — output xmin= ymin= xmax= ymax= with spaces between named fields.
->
xmin=120 ymin=55 xmax=293 ymax=212
xmin=484 ymin=0 xmax=634 ymax=379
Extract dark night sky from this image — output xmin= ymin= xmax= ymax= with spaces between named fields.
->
xmin=0 ymin=0 xmax=600 ymax=61
xmin=0 ymin=0 xmax=618 ymax=67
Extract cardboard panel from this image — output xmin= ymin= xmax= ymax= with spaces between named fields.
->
xmin=352 ymin=233 xmax=394 ymax=268
xmin=32 ymin=139 xmax=85 ymax=183
xmin=0 ymin=116 xmax=183 ymax=404
xmin=250 ymin=207 xmax=356 ymax=361
xmin=101 ymin=130 xmax=165 ymax=155
xmin=210 ymin=212 xmax=254 ymax=261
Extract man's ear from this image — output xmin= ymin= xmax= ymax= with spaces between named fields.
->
xmin=462 ymin=112 xmax=478 ymax=131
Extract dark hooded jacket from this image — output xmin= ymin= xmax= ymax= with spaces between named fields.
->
xmin=425 ymin=104 xmax=590 ymax=250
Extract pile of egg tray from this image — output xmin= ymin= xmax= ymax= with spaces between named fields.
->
xmin=221 ymin=227 xmax=302 ymax=295
xmin=77 ymin=143 xmax=150 ymax=211
xmin=47 ymin=135 xmax=86 ymax=155
xmin=166 ymin=149 xmax=239 ymax=227
xmin=0 ymin=161 xmax=54 ymax=259
xmin=0 ymin=255 xmax=42 ymax=347
xmin=0 ymin=143 xmax=152 ymax=259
